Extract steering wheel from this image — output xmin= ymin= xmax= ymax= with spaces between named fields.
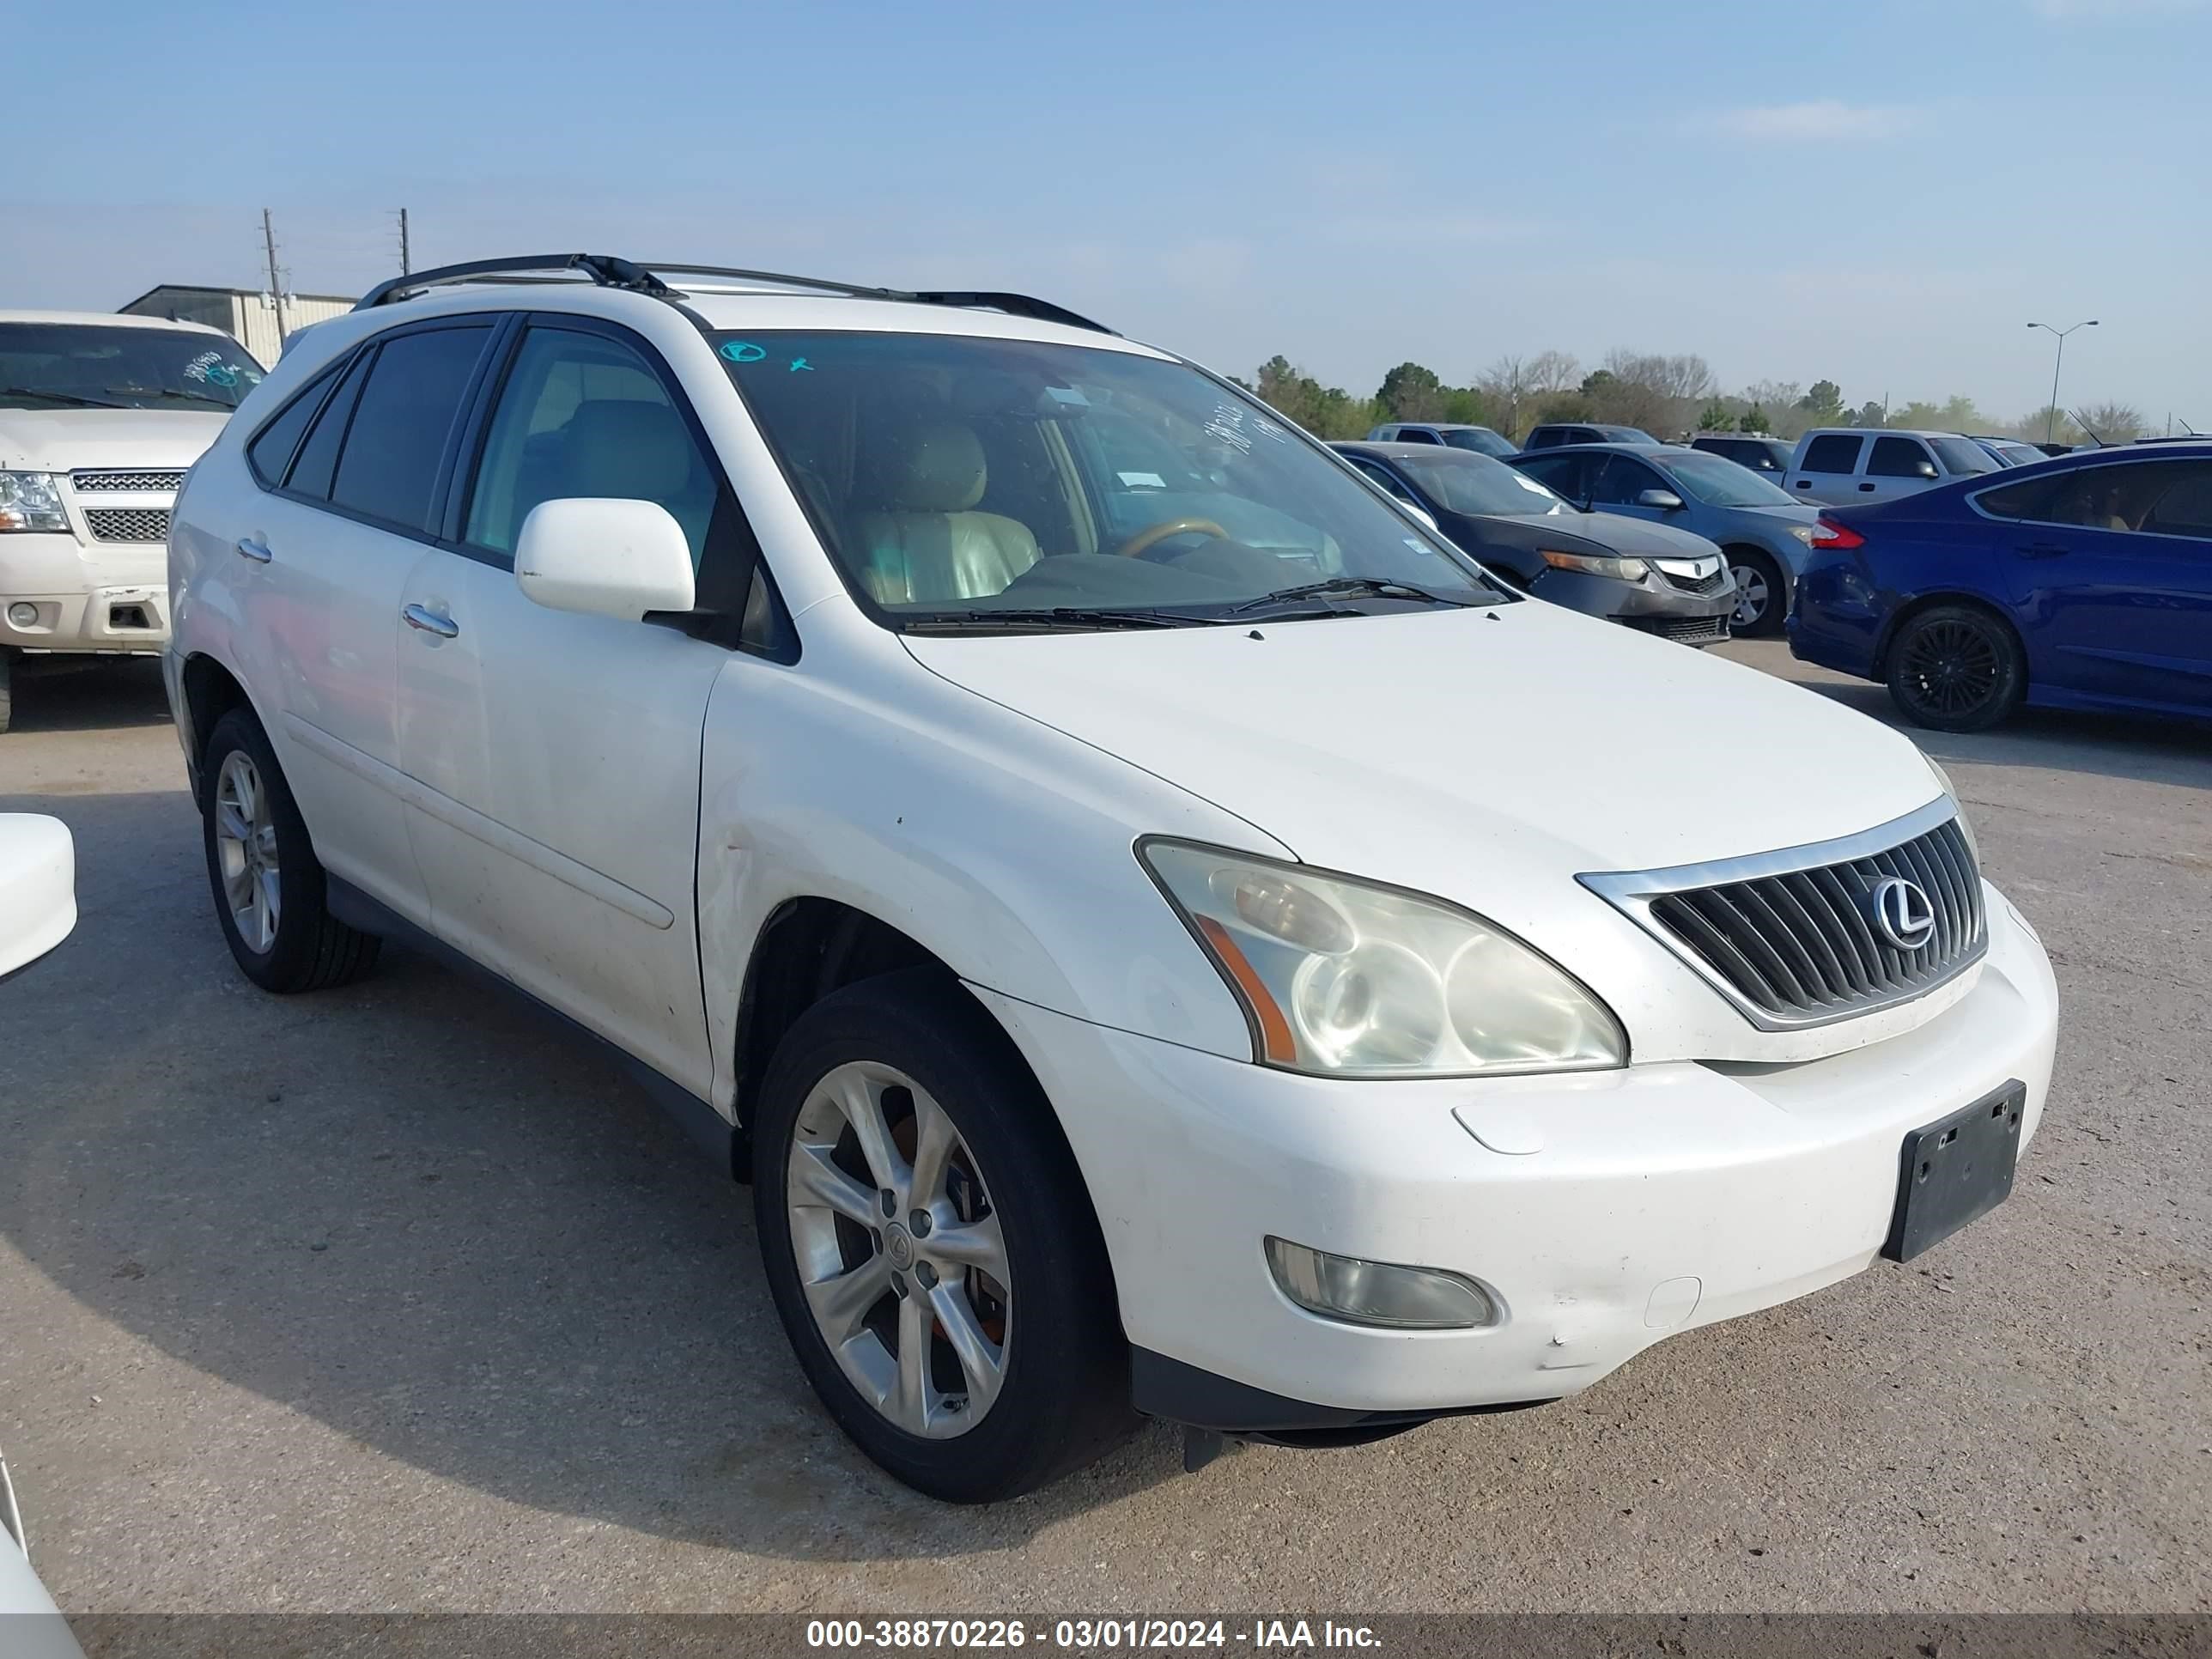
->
xmin=1113 ymin=517 xmax=1230 ymax=560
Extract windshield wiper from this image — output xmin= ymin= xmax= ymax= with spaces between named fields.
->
xmin=1225 ymin=576 xmax=1479 ymax=615
xmin=902 ymin=606 xmax=1222 ymax=635
xmin=109 ymin=386 xmax=236 ymax=408
xmin=1 ymin=386 xmax=125 ymax=409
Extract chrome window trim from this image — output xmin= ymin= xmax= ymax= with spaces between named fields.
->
xmin=1964 ymin=454 xmax=2189 ymax=532
xmin=1578 ymin=795 xmax=1987 ymax=1031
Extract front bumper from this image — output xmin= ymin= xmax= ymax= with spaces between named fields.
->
xmin=973 ymin=887 xmax=2057 ymax=1426
xmin=2 ymin=532 xmax=169 ymax=653
xmin=1529 ymin=566 xmax=1736 ymax=632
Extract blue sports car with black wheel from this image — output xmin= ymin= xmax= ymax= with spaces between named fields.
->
xmin=1788 ymin=443 xmax=2212 ymax=731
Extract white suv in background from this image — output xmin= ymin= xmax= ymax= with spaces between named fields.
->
xmin=1784 ymin=427 xmax=2000 ymax=507
xmin=165 ymin=255 xmax=2058 ymax=1502
xmin=0 ymin=310 xmax=264 ymax=732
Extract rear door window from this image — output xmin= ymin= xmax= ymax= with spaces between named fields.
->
xmin=1395 ymin=427 xmax=1440 ymax=445
xmin=328 ymin=324 xmax=495 ymax=532
xmin=1513 ymin=453 xmax=1587 ymax=498
xmin=246 ymin=361 xmax=341 ymax=489
xmin=1800 ymin=434 xmax=1865 ymax=475
xmin=2142 ymin=463 xmax=2212 ymax=540
xmin=1867 ymin=436 xmax=1936 ymax=478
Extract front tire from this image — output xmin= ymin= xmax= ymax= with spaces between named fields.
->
xmin=199 ymin=708 xmax=381 ymax=991
xmin=1725 ymin=548 xmax=1786 ymax=637
xmin=1884 ymin=604 xmax=2026 ymax=732
xmin=753 ymin=969 xmax=1136 ymax=1502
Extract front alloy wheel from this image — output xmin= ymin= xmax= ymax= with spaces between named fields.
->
xmin=786 ymin=1060 xmax=1011 ymax=1437
xmin=754 ymin=969 xmax=1135 ymax=1501
xmin=1727 ymin=550 xmax=1784 ymax=637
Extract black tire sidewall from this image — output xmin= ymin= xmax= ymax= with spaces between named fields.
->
xmin=1886 ymin=605 xmax=2026 ymax=732
xmin=751 ymin=969 xmax=1132 ymax=1502
xmin=199 ymin=709 xmax=339 ymax=989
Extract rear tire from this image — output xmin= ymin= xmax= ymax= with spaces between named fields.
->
xmin=1725 ymin=548 xmax=1786 ymax=637
xmin=199 ymin=708 xmax=381 ymax=991
xmin=753 ymin=969 xmax=1136 ymax=1502
xmin=1884 ymin=604 xmax=2026 ymax=732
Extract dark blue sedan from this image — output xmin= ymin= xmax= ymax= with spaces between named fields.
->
xmin=1789 ymin=444 xmax=2212 ymax=730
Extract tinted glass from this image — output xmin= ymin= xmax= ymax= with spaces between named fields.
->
xmin=2024 ymin=460 xmax=2212 ymax=538
xmin=1395 ymin=427 xmax=1441 ymax=444
xmin=1868 ymin=436 xmax=1936 ymax=478
xmin=1346 ymin=458 xmax=1417 ymax=501
xmin=1929 ymin=436 xmax=1997 ymax=477
xmin=1442 ymin=428 xmax=1515 ymax=458
xmin=0 ymin=321 xmax=264 ymax=412
xmin=330 ymin=325 xmax=493 ymax=532
xmin=1397 ymin=452 xmax=1569 ymax=516
xmin=1586 ymin=454 xmax=1662 ymax=505
xmin=246 ymin=363 xmax=338 ymax=488
xmin=719 ymin=329 xmax=1509 ymax=623
xmin=1511 ymin=453 xmax=1585 ymax=498
xmin=283 ymin=349 xmax=374 ymax=501
xmin=1800 ymin=434 xmax=1863 ymax=474
xmin=1664 ymin=452 xmax=1798 ymax=507
xmin=1601 ymin=426 xmax=1657 ymax=444
xmin=1526 ymin=428 xmax=1561 ymax=449
xmin=466 ymin=326 xmax=717 ymax=563
xmin=1973 ymin=474 xmax=2062 ymax=521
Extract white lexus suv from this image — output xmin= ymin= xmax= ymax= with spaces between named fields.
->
xmin=1 ymin=310 xmax=264 ymax=732
xmin=164 ymin=255 xmax=2058 ymax=1502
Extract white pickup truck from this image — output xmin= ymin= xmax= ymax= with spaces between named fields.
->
xmin=0 ymin=310 xmax=264 ymax=732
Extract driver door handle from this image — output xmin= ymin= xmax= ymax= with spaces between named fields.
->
xmin=402 ymin=603 xmax=459 ymax=639
xmin=234 ymin=536 xmax=273 ymax=563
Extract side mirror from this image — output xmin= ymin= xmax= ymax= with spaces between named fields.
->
xmin=1913 ymin=460 xmax=1939 ymax=480
xmin=1636 ymin=488 xmax=1686 ymax=511
xmin=515 ymin=499 xmax=696 ymax=623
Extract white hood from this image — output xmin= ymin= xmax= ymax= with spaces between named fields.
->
xmin=0 ymin=408 xmax=229 ymax=472
xmin=905 ymin=600 xmax=1940 ymax=896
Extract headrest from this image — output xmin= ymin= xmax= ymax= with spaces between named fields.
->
xmin=560 ymin=400 xmax=696 ymax=501
xmin=863 ymin=419 xmax=988 ymax=514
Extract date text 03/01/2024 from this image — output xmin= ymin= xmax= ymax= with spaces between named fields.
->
xmin=805 ymin=1619 xmax=1383 ymax=1650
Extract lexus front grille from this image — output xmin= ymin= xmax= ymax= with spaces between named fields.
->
xmin=83 ymin=507 xmax=172 ymax=544
xmin=1580 ymin=799 xmax=1987 ymax=1029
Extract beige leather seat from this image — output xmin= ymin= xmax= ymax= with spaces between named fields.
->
xmin=853 ymin=420 xmax=1041 ymax=605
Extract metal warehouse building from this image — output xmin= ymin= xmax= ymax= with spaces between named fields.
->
xmin=118 ymin=284 xmax=356 ymax=365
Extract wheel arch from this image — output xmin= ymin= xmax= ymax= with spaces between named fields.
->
xmin=179 ymin=652 xmax=257 ymax=787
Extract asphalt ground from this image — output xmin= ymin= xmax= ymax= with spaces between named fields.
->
xmin=0 ymin=642 xmax=2206 ymax=1614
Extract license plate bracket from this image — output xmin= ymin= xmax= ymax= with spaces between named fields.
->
xmin=1881 ymin=1081 xmax=2026 ymax=1262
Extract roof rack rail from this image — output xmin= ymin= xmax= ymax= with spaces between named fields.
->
xmin=356 ymin=253 xmax=673 ymax=310
xmin=353 ymin=253 xmax=1116 ymax=335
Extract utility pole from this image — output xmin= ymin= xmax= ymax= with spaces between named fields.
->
xmin=262 ymin=208 xmax=283 ymax=310
xmin=397 ymin=208 xmax=411 ymax=274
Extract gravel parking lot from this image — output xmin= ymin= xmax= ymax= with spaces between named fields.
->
xmin=1 ymin=642 xmax=2206 ymax=1615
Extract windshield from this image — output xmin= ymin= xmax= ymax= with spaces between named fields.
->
xmin=1929 ymin=436 xmax=1998 ymax=477
xmin=1662 ymin=451 xmax=1800 ymax=507
xmin=1442 ymin=428 xmax=1516 ymax=458
xmin=719 ymin=330 xmax=1511 ymax=629
xmin=1395 ymin=450 xmax=1569 ymax=516
xmin=0 ymin=323 xmax=264 ymax=412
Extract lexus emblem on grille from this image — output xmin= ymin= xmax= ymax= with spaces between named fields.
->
xmin=1867 ymin=877 xmax=1936 ymax=951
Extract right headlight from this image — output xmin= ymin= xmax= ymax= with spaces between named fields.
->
xmin=0 ymin=471 xmax=68 ymax=534
xmin=1139 ymin=840 xmax=1627 ymax=1079
xmin=1539 ymin=548 xmax=1648 ymax=581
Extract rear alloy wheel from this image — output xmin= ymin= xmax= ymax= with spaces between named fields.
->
xmin=754 ymin=969 xmax=1135 ymax=1501
xmin=1885 ymin=605 xmax=2026 ymax=732
xmin=1726 ymin=549 xmax=1785 ymax=637
xmin=199 ymin=708 xmax=381 ymax=991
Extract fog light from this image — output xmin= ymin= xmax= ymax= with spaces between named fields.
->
xmin=6 ymin=603 xmax=37 ymax=628
xmin=1264 ymin=1237 xmax=1499 ymax=1329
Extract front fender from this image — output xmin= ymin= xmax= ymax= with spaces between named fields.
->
xmin=693 ymin=625 xmax=1288 ymax=1113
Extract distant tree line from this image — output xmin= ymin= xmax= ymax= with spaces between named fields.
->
xmin=1234 ymin=349 xmax=2150 ymax=450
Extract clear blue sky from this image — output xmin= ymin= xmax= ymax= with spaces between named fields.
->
xmin=7 ymin=0 xmax=2207 ymax=425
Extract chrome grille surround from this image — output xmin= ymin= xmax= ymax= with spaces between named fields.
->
xmin=83 ymin=507 xmax=173 ymax=544
xmin=72 ymin=469 xmax=187 ymax=493
xmin=1579 ymin=796 xmax=1988 ymax=1030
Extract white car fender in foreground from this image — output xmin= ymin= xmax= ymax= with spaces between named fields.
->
xmin=0 ymin=814 xmax=86 ymax=1655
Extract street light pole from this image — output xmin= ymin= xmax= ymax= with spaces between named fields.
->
xmin=2027 ymin=319 xmax=2098 ymax=444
